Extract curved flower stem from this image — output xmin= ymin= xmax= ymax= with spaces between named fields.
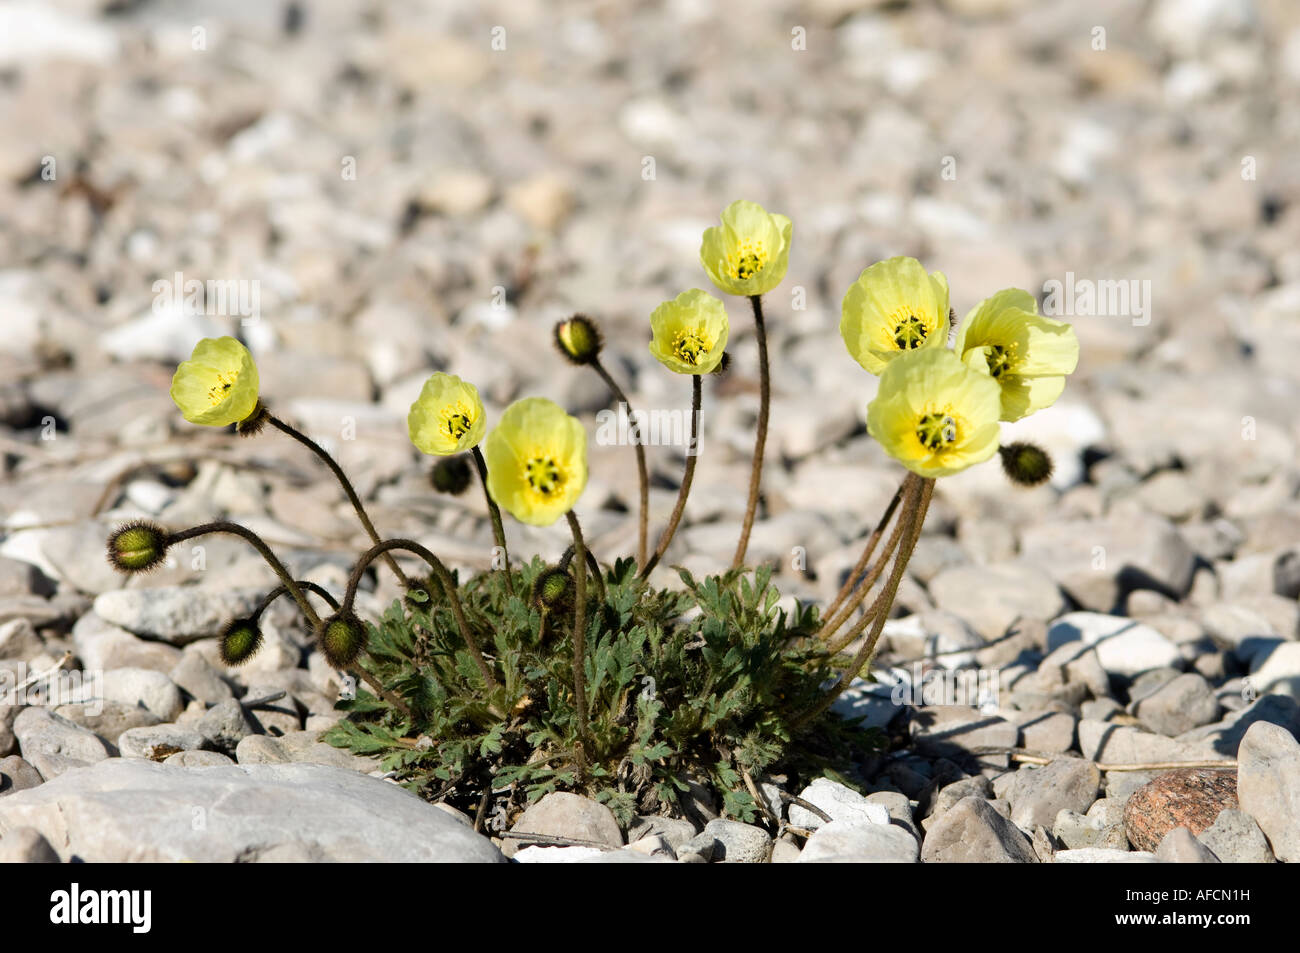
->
xmin=343 ymin=538 xmax=496 ymax=691
xmin=640 ymin=374 xmax=702 ymax=579
xmin=590 ymin=357 xmax=649 ymax=568
xmin=251 ymin=581 xmax=341 ymax=623
xmin=351 ymin=661 xmax=414 ymax=720
xmin=818 ymin=481 xmax=906 ymax=631
xmin=265 ymin=413 xmax=409 ymax=587
xmin=794 ymin=477 xmax=934 ymax=731
xmin=471 ymin=446 xmax=514 ymax=598
xmin=731 ymin=293 xmax=770 ymax=569
xmin=566 ymin=510 xmax=592 ymax=779
xmin=558 ymin=543 xmax=607 ymax=604
xmin=166 ymin=521 xmax=319 ymax=627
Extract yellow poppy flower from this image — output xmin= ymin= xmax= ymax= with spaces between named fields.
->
xmin=954 ymin=288 xmax=1080 ymax=422
xmin=169 ymin=336 xmax=260 ymax=426
xmin=699 ymin=200 xmax=792 ymax=297
xmin=408 ymin=373 xmax=487 ymax=455
xmin=484 ymin=398 xmax=588 ymax=526
xmin=840 ymin=257 xmax=951 ymax=376
xmin=866 ymin=348 xmax=1002 ymax=478
xmin=648 ymin=289 xmax=730 ymax=375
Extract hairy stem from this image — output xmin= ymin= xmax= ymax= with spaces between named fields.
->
xmin=591 ymin=357 xmax=649 ymax=569
xmin=640 ymin=373 xmax=702 ymax=578
xmin=266 ymin=413 xmax=408 ymax=586
xmin=343 ymin=538 xmax=495 ymax=691
xmin=732 ymin=293 xmax=770 ymax=569
xmin=796 ymin=477 xmax=934 ymax=729
xmin=566 ymin=510 xmax=592 ymax=779
xmin=166 ymin=521 xmax=319 ymax=627
xmin=818 ymin=480 xmax=906 ymax=631
xmin=471 ymin=446 xmax=514 ymax=597
xmin=251 ymin=580 xmax=341 ymax=624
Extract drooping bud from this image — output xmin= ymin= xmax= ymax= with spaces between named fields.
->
xmin=105 ymin=521 xmax=170 ymax=573
xmin=532 ymin=566 xmax=572 ymax=611
xmin=998 ymin=441 xmax=1054 ymax=487
xmin=711 ymin=351 xmax=731 ymax=376
xmin=219 ymin=618 xmax=264 ymax=665
xmin=316 ymin=611 xmax=368 ymax=668
xmin=553 ymin=314 xmax=603 ymax=366
xmin=431 ymin=454 xmax=473 ymax=495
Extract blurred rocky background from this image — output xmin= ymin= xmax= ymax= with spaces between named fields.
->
xmin=0 ymin=0 xmax=1299 ymax=863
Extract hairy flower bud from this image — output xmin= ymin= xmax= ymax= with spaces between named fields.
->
xmin=316 ymin=612 xmax=368 ymax=669
xmin=219 ymin=618 xmax=263 ymax=666
xmin=532 ymin=566 xmax=572 ymax=611
xmin=553 ymin=314 xmax=603 ymax=365
xmin=105 ymin=521 xmax=170 ymax=573
xmin=431 ymin=454 xmax=473 ymax=495
xmin=998 ymin=441 xmax=1054 ymax=487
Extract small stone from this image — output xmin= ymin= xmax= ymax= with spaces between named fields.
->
xmin=117 ymin=725 xmax=210 ymax=761
xmin=0 ymin=619 xmax=43 ymax=661
xmin=1236 ymin=721 xmax=1300 ymax=862
xmin=799 ymin=820 xmax=920 ymax=863
xmin=1047 ymin=612 xmax=1182 ymax=678
xmin=702 ymin=818 xmax=771 ymax=863
xmin=100 ymin=668 xmax=183 ymax=721
xmin=13 ymin=708 xmax=109 ymax=779
xmin=1132 ymin=672 xmax=1221 ymax=736
xmin=1055 ymin=848 xmax=1158 ymax=863
xmin=1155 ymin=827 xmax=1220 ymax=863
xmin=1125 ymin=769 xmax=1239 ymax=852
xmin=912 ymin=707 xmax=1020 ymax=765
xmin=1196 ymin=808 xmax=1275 ymax=863
xmin=770 ymin=839 xmax=802 ymax=863
xmin=54 ymin=700 xmax=159 ymax=742
xmin=626 ymin=815 xmax=697 ymax=851
xmin=927 ymin=563 xmax=1066 ymax=639
xmin=92 ymin=587 xmax=264 ymax=645
xmin=0 ymin=826 xmax=59 ymax=863
xmin=920 ymin=796 xmax=1038 ymax=863
xmin=506 ymin=792 xmax=623 ymax=856
xmin=169 ymin=650 xmax=234 ymax=705
xmin=676 ymin=832 xmax=715 ymax=863
xmin=925 ymin=775 xmax=992 ymax=828
xmin=624 ymin=834 xmax=675 ymax=860
xmin=1053 ymin=808 xmax=1129 ymax=850
xmin=163 ymin=750 xmax=234 ymax=767
xmin=1016 ymin=711 xmax=1078 ymax=753
xmin=866 ymin=790 xmax=921 ymax=842
xmin=788 ymin=777 xmax=889 ymax=831
xmin=1008 ymin=759 xmax=1102 ymax=829
xmin=195 ymin=698 xmax=253 ymax=752
xmin=0 ymin=755 xmax=43 ymax=796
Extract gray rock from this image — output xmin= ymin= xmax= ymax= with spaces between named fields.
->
xmin=0 ymin=826 xmax=59 ymax=863
xmin=1250 ymin=643 xmax=1300 ymax=702
xmin=0 ymin=759 xmax=504 ymax=862
xmin=1078 ymin=720 xmax=1217 ymax=764
xmin=927 ymin=563 xmax=1066 ymax=639
xmin=0 ymin=755 xmax=43 ymax=796
xmin=163 ymin=750 xmax=234 ymax=767
xmin=196 ymin=698 xmax=253 ymax=752
xmin=54 ymin=700 xmax=160 ymax=742
xmin=1055 ymin=848 xmax=1158 ymax=863
xmin=1155 ymin=826 xmax=1221 ymax=863
xmin=100 ymin=668 xmax=183 ymax=721
xmin=92 ymin=587 xmax=264 ymax=645
xmin=920 ymin=796 xmax=1038 ymax=863
xmin=0 ymin=619 xmax=43 ymax=661
xmin=506 ymin=792 xmax=623 ymax=855
xmin=702 ymin=818 xmax=771 ymax=863
xmin=1016 ymin=711 xmax=1078 ymax=753
xmin=116 ymin=725 xmax=210 ymax=761
xmin=169 ymin=650 xmax=234 ymax=705
xmin=789 ymin=777 xmax=890 ymax=830
xmin=1047 ymin=613 xmax=1182 ymax=678
xmin=233 ymin=730 xmax=377 ymax=773
xmin=1008 ymin=759 xmax=1101 ymax=828
xmin=771 ymin=839 xmax=802 ymax=863
xmin=626 ymin=814 xmax=697 ymax=850
xmin=866 ymin=790 xmax=921 ymax=842
xmin=1236 ymin=721 xmax=1300 ymax=862
xmin=1196 ymin=809 xmax=1275 ymax=863
xmin=925 ymin=775 xmax=992 ymax=829
xmin=71 ymin=613 xmax=180 ymax=673
xmin=1132 ymin=672 xmax=1221 ymax=736
xmin=13 ymin=708 xmax=109 ymax=779
xmin=676 ymin=831 xmax=715 ymax=863
xmin=1053 ymin=808 xmax=1128 ymax=850
xmin=798 ymin=820 xmax=920 ymax=863
xmin=1019 ymin=514 xmax=1195 ymax=612
xmin=624 ymin=833 xmax=675 ymax=860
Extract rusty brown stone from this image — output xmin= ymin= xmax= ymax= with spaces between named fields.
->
xmin=1123 ymin=768 xmax=1238 ymax=852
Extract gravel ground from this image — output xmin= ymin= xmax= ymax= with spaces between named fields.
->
xmin=1 ymin=0 xmax=1299 ymax=862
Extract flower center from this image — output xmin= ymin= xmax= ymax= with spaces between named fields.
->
xmin=208 ymin=371 xmax=238 ymax=406
xmin=728 ymin=238 xmax=767 ymax=281
xmin=672 ymin=328 xmax=712 ymax=366
xmin=916 ymin=412 xmax=958 ymax=451
xmin=984 ymin=344 xmax=1015 ymax=379
xmin=442 ymin=405 xmax=474 ymax=440
xmin=525 ymin=456 xmax=564 ymax=497
xmin=893 ymin=314 xmax=928 ymax=350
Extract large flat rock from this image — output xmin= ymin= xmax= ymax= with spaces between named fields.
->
xmin=0 ymin=758 xmax=504 ymax=863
